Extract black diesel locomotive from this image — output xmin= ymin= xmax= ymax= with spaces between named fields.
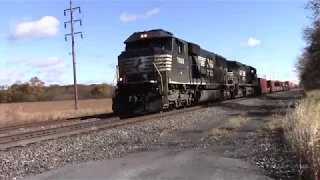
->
xmin=112 ymin=29 xmax=259 ymax=115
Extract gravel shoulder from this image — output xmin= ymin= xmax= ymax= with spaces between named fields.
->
xmin=1 ymin=90 xmax=303 ymax=180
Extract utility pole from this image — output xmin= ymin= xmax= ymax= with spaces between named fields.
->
xmin=64 ymin=0 xmax=83 ymax=110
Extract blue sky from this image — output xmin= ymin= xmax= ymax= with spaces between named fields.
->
xmin=0 ymin=0 xmax=311 ymax=86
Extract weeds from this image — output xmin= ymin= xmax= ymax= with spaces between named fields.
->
xmin=281 ymin=90 xmax=320 ymax=179
xmin=210 ymin=114 xmax=249 ymax=137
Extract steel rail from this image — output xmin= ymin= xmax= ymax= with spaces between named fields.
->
xmin=0 ymin=113 xmax=115 ymax=134
xmin=0 ymin=96 xmax=251 ymax=151
xmin=0 ymin=108 xmax=196 ymax=150
xmin=0 ymin=90 xmax=292 ymax=151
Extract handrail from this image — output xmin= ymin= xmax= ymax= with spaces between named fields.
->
xmin=153 ymin=62 xmax=164 ymax=94
xmin=113 ymin=65 xmax=119 ymax=84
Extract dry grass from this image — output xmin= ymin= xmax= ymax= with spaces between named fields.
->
xmin=0 ymin=99 xmax=113 ymax=128
xmin=265 ymin=118 xmax=283 ymax=132
xmin=261 ymin=113 xmax=285 ymax=132
xmin=210 ymin=114 xmax=249 ymax=137
xmin=280 ymin=89 xmax=320 ymax=179
xmin=220 ymin=115 xmax=249 ymax=130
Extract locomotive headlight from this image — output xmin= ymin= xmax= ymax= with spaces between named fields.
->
xmin=119 ymin=77 xmax=123 ymax=81
xmin=140 ymin=34 xmax=148 ymax=38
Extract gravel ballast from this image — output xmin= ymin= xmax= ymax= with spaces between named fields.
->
xmin=0 ymin=90 xmax=303 ymax=180
xmin=0 ymin=106 xmax=230 ymax=180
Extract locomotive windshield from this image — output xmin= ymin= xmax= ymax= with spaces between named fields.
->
xmin=125 ymin=37 xmax=172 ymax=51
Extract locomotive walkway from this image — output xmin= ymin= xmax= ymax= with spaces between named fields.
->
xmin=22 ymin=89 xmax=303 ymax=180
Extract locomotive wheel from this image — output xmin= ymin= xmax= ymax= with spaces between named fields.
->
xmin=230 ymin=90 xmax=235 ymax=99
xmin=220 ymin=90 xmax=227 ymax=101
xmin=243 ymin=88 xmax=246 ymax=97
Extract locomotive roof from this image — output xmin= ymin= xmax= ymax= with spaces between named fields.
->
xmin=199 ymin=49 xmax=215 ymax=59
xmin=123 ymin=29 xmax=252 ymax=69
xmin=228 ymin=60 xmax=248 ymax=67
xmin=247 ymin=65 xmax=257 ymax=71
xmin=227 ymin=60 xmax=251 ymax=71
xmin=124 ymin=29 xmax=173 ymax=43
xmin=214 ymin=54 xmax=227 ymax=67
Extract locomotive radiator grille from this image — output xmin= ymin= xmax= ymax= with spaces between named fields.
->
xmin=119 ymin=54 xmax=172 ymax=74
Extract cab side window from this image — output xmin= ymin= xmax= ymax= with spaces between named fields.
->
xmin=175 ymin=39 xmax=184 ymax=55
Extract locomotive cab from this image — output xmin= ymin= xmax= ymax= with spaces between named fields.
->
xmin=117 ymin=29 xmax=174 ymax=85
xmin=113 ymin=29 xmax=175 ymax=115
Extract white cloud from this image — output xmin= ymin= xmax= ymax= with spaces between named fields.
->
xmin=83 ymin=79 xmax=109 ymax=85
xmin=240 ymin=37 xmax=261 ymax=47
xmin=43 ymin=71 xmax=66 ymax=85
xmin=6 ymin=57 xmax=68 ymax=85
xmin=120 ymin=12 xmax=139 ymax=23
xmin=8 ymin=57 xmax=65 ymax=68
xmin=24 ymin=57 xmax=67 ymax=73
xmin=36 ymin=61 xmax=66 ymax=73
xmin=0 ymin=70 xmax=25 ymax=85
xmin=9 ymin=16 xmax=59 ymax=40
xmin=146 ymin=8 xmax=160 ymax=16
xmin=120 ymin=8 xmax=160 ymax=22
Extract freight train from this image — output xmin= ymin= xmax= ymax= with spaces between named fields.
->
xmin=112 ymin=29 xmax=295 ymax=116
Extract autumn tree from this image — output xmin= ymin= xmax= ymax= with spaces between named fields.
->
xmin=296 ymin=0 xmax=320 ymax=90
xmin=29 ymin=76 xmax=45 ymax=93
xmin=0 ymin=77 xmax=115 ymax=103
xmin=0 ymin=86 xmax=8 ymax=103
xmin=90 ymin=83 xmax=113 ymax=98
xmin=7 ymin=82 xmax=28 ymax=102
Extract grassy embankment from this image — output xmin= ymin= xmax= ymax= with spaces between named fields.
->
xmin=270 ymin=90 xmax=320 ymax=179
xmin=0 ymin=98 xmax=113 ymax=128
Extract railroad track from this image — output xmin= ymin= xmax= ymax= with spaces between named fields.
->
xmin=0 ymin=107 xmax=194 ymax=150
xmin=0 ymin=112 xmax=115 ymax=134
xmin=0 ymin=91 xmax=287 ymax=151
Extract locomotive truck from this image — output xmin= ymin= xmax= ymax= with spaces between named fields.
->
xmin=112 ymin=29 xmax=260 ymax=116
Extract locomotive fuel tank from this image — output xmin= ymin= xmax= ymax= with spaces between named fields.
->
xmin=197 ymin=90 xmax=222 ymax=104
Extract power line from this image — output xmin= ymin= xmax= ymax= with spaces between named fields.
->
xmin=64 ymin=0 xmax=83 ymax=110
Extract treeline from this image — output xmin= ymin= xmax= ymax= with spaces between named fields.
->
xmin=0 ymin=77 xmax=115 ymax=103
xmin=296 ymin=0 xmax=320 ymax=90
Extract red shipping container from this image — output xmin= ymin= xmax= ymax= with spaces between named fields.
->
xmin=274 ymin=81 xmax=281 ymax=92
xmin=261 ymin=88 xmax=270 ymax=94
xmin=283 ymin=82 xmax=287 ymax=91
xmin=284 ymin=81 xmax=288 ymax=90
xmin=290 ymin=82 xmax=293 ymax=88
xmin=259 ymin=78 xmax=267 ymax=89
xmin=285 ymin=81 xmax=289 ymax=87
xmin=280 ymin=81 xmax=284 ymax=91
xmin=259 ymin=78 xmax=269 ymax=94
xmin=269 ymin=80 xmax=276 ymax=92
xmin=270 ymin=80 xmax=275 ymax=87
